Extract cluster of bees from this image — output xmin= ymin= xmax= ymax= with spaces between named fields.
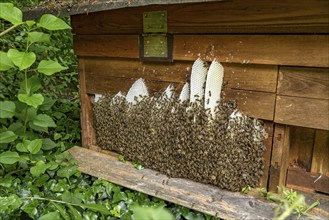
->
xmin=93 ymin=92 xmax=265 ymax=191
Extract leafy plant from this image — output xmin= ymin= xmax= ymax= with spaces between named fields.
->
xmin=260 ymin=186 xmax=320 ymax=219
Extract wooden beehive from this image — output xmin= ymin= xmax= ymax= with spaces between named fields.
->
xmin=27 ymin=0 xmax=329 ymax=218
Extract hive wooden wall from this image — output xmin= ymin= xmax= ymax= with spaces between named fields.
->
xmin=71 ymin=0 xmax=329 ymax=191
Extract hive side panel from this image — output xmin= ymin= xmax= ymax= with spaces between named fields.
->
xmin=275 ymin=96 xmax=329 ymax=130
xmin=278 ymin=67 xmax=329 ymax=99
xmin=71 ymin=0 xmax=329 ymax=34
xmin=268 ymin=124 xmax=290 ymax=192
xmin=311 ymin=130 xmax=329 ymax=176
xmin=78 ymin=58 xmax=96 ymax=148
xmin=289 ymin=127 xmax=316 ymax=172
xmin=173 ymin=35 xmax=329 ymax=68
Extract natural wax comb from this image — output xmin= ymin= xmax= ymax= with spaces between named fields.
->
xmin=204 ymin=60 xmax=224 ymax=117
xmin=126 ymin=78 xmax=149 ymax=105
xmin=190 ymin=58 xmax=208 ymax=103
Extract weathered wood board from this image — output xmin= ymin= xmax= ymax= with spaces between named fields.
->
xmin=68 ymin=146 xmax=277 ymax=219
xmin=71 ymin=0 xmax=329 ymax=34
xmin=268 ymin=124 xmax=290 ymax=192
xmin=275 ymin=96 xmax=329 ymax=130
xmin=311 ymin=130 xmax=329 ymax=176
xmin=74 ymin=35 xmax=329 ymax=68
xmin=289 ymin=127 xmax=316 ymax=172
xmin=278 ymin=67 xmax=329 ymax=100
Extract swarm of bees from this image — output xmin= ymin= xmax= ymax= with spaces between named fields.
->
xmin=93 ymin=59 xmax=266 ymax=191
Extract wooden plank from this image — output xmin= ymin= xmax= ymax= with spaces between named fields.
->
xmin=289 ymin=127 xmax=316 ymax=172
xmin=311 ymin=130 xmax=329 ymax=176
xmin=259 ymin=121 xmax=274 ymax=189
xmin=71 ymin=0 xmax=329 ymax=34
xmin=68 ymin=146 xmax=277 ymax=219
xmin=174 ymin=35 xmax=329 ymax=68
xmin=278 ymin=67 xmax=329 ymax=99
xmin=224 ymin=64 xmax=278 ymax=93
xmin=222 ymin=89 xmax=276 ymax=120
xmin=268 ymin=124 xmax=290 ymax=192
xmin=83 ymin=57 xmax=189 ymax=83
xmin=275 ymin=96 xmax=329 ymax=130
xmin=78 ymin=59 xmax=96 ymax=148
xmin=286 ymin=167 xmax=329 ymax=195
xmin=74 ymin=35 xmax=329 ymax=67
xmin=73 ymin=35 xmax=139 ymax=58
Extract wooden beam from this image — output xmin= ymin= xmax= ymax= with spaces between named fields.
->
xmin=71 ymin=0 xmax=329 ymax=34
xmin=173 ymin=35 xmax=329 ymax=68
xmin=278 ymin=67 xmax=329 ymax=100
xmin=275 ymin=96 xmax=329 ymax=130
xmin=68 ymin=146 xmax=277 ymax=219
xmin=78 ymin=59 xmax=96 ymax=148
xmin=74 ymin=35 xmax=329 ymax=68
xmin=223 ymin=89 xmax=276 ymax=121
xmin=311 ymin=130 xmax=329 ymax=176
xmin=268 ymin=124 xmax=290 ymax=192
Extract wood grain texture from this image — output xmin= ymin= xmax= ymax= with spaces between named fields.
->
xmin=275 ymin=96 xmax=329 ymax=130
xmin=286 ymin=167 xmax=329 ymax=195
xmin=268 ymin=124 xmax=290 ymax=192
xmin=67 ymin=146 xmax=278 ymax=219
xmin=224 ymin=64 xmax=278 ymax=93
xmin=78 ymin=59 xmax=96 ymax=148
xmin=289 ymin=127 xmax=316 ymax=172
xmin=278 ymin=67 xmax=329 ymax=99
xmin=174 ymin=35 xmax=329 ymax=68
xmin=74 ymin=34 xmax=329 ymax=68
xmin=311 ymin=130 xmax=329 ymax=176
xmin=74 ymin=35 xmax=139 ymax=58
xmin=222 ymin=89 xmax=276 ymax=120
xmin=259 ymin=121 xmax=274 ymax=189
xmin=71 ymin=0 xmax=329 ymax=34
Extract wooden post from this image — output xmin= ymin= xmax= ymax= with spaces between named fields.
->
xmin=268 ymin=124 xmax=290 ymax=191
xmin=259 ymin=121 xmax=274 ymax=189
xmin=78 ymin=58 xmax=96 ymax=148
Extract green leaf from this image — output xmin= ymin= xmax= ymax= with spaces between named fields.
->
xmin=26 ymin=20 xmax=36 ymax=27
xmin=42 ymin=138 xmax=57 ymax=150
xmin=38 ymin=211 xmax=60 ymax=220
xmin=22 ymin=199 xmax=39 ymax=219
xmin=16 ymin=140 xmax=30 ymax=153
xmin=0 ymin=151 xmax=20 ymax=164
xmin=29 ymin=121 xmax=48 ymax=133
xmin=30 ymin=160 xmax=49 ymax=176
xmin=0 ymin=101 xmax=15 ymax=118
xmin=0 ymin=195 xmax=22 ymax=213
xmin=20 ymin=75 xmax=41 ymax=95
xmin=67 ymin=204 xmax=83 ymax=220
xmin=27 ymin=139 xmax=42 ymax=154
xmin=79 ymin=203 xmax=111 ymax=215
xmin=0 ymin=3 xmax=23 ymax=25
xmin=131 ymin=205 xmax=174 ymax=220
xmin=33 ymin=114 xmax=56 ymax=128
xmin=57 ymin=165 xmax=78 ymax=179
xmin=37 ymin=60 xmax=68 ymax=75
xmin=0 ymin=131 xmax=17 ymax=143
xmin=38 ymin=14 xmax=71 ymax=30
xmin=51 ymin=202 xmax=70 ymax=220
xmin=9 ymin=122 xmax=25 ymax=136
xmin=0 ymin=51 xmax=15 ymax=71
xmin=28 ymin=32 xmax=50 ymax=44
xmin=39 ymin=97 xmax=56 ymax=111
xmin=7 ymin=49 xmax=36 ymax=70
xmin=18 ymin=93 xmax=44 ymax=109
xmin=0 ymin=175 xmax=14 ymax=188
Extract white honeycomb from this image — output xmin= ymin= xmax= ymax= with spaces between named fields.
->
xmin=126 ymin=78 xmax=149 ymax=105
xmin=179 ymin=82 xmax=190 ymax=103
xmin=190 ymin=58 xmax=208 ymax=103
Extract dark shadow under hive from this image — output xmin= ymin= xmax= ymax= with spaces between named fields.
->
xmin=93 ymin=95 xmax=265 ymax=192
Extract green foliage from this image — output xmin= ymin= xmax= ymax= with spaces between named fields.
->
xmin=260 ymin=186 xmax=319 ymax=219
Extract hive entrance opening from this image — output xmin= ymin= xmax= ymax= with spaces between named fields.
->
xmin=93 ymin=59 xmax=266 ymax=192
